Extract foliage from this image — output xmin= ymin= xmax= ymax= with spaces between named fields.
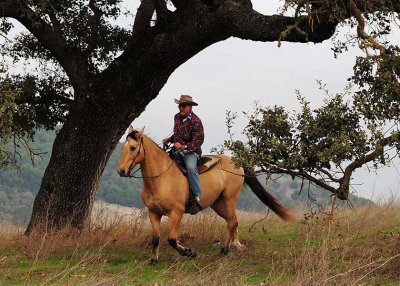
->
xmin=0 ymin=0 xmax=130 ymax=135
xmin=2 ymin=0 xmax=130 ymax=71
xmin=221 ymin=77 xmax=399 ymax=200
xmin=0 ymin=77 xmax=19 ymax=168
xmin=0 ymin=75 xmax=39 ymax=170
xmin=352 ymin=46 xmax=400 ymax=123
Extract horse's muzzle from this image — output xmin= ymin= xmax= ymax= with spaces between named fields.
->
xmin=117 ymin=169 xmax=129 ymax=177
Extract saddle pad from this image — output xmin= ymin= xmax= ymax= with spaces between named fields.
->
xmin=177 ymin=155 xmax=221 ymax=175
xmin=197 ymin=155 xmax=222 ymax=174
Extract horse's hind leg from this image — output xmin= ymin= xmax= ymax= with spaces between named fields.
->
xmin=167 ymin=211 xmax=196 ymax=258
xmin=148 ymin=211 xmax=162 ymax=264
xmin=211 ymin=196 xmax=243 ymax=254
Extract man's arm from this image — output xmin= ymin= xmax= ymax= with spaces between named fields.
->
xmin=186 ymin=117 xmax=204 ymax=151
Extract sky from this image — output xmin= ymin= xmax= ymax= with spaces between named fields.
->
xmin=2 ymin=0 xmax=399 ymax=202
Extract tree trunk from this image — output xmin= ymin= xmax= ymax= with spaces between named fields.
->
xmin=24 ymin=99 xmax=136 ymax=234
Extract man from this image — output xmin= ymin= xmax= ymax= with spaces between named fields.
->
xmin=163 ymin=95 xmax=204 ymax=205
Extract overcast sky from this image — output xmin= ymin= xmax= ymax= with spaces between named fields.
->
xmin=2 ymin=1 xmax=399 ymax=201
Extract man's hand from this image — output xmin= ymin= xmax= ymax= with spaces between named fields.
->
xmin=162 ymin=138 xmax=170 ymax=146
xmin=174 ymin=142 xmax=183 ymax=149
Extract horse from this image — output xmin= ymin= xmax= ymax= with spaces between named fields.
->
xmin=117 ymin=127 xmax=292 ymax=264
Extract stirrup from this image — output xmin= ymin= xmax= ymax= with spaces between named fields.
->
xmin=185 ymin=199 xmax=202 ymax=215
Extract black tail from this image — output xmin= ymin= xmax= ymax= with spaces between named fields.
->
xmin=244 ymin=175 xmax=293 ymax=221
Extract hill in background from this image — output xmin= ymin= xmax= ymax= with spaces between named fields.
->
xmin=0 ymin=129 xmax=372 ymax=225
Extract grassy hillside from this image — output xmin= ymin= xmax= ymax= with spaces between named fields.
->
xmin=0 ymin=129 xmax=372 ymax=226
xmin=0 ymin=201 xmax=399 ymax=285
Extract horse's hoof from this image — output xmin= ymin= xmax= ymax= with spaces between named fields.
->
xmin=231 ymin=240 xmax=246 ymax=251
xmin=149 ymin=258 xmax=158 ymax=265
xmin=220 ymin=247 xmax=229 ymax=255
xmin=181 ymin=248 xmax=197 ymax=258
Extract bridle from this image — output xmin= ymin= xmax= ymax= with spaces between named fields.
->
xmin=126 ymin=135 xmax=144 ymax=178
xmin=125 ymin=134 xmax=174 ymax=179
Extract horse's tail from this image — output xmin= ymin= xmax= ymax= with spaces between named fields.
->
xmin=244 ymin=174 xmax=293 ymax=221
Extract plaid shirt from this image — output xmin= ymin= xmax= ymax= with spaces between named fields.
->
xmin=170 ymin=112 xmax=204 ymax=156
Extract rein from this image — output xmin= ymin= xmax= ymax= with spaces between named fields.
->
xmin=129 ymin=160 xmax=175 ymax=179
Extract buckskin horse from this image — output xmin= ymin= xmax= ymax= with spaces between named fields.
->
xmin=117 ymin=127 xmax=292 ymax=264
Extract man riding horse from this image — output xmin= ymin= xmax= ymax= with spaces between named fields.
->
xmin=163 ymin=95 xmax=204 ymax=212
xmin=117 ymin=96 xmax=292 ymax=263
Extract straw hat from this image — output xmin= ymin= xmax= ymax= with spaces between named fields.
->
xmin=174 ymin=95 xmax=198 ymax=106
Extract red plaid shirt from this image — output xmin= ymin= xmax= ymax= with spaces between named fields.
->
xmin=170 ymin=112 xmax=204 ymax=156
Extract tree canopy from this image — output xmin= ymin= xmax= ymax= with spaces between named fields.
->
xmin=0 ymin=0 xmax=399 ymax=232
xmin=0 ymin=75 xmax=39 ymax=170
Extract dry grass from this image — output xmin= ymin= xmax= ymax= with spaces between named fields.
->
xmin=1 ymin=200 xmax=400 ymax=285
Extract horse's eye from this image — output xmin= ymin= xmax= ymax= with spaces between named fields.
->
xmin=130 ymin=146 xmax=136 ymax=151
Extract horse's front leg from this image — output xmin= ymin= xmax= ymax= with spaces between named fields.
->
xmin=148 ymin=211 xmax=162 ymax=264
xmin=168 ymin=211 xmax=196 ymax=258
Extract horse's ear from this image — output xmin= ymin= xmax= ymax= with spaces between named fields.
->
xmin=128 ymin=125 xmax=134 ymax=134
xmin=138 ymin=127 xmax=145 ymax=139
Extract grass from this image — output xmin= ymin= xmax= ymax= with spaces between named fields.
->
xmin=1 ymin=200 xmax=400 ymax=285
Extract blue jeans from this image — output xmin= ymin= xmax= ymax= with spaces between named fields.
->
xmin=178 ymin=150 xmax=201 ymax=198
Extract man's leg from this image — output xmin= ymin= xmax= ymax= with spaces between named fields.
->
xmin=183 ymin=153 xmax=201 ymax=202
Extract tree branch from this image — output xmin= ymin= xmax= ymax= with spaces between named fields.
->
xmin=269 ymin=167 xmax=341 ymax=197
xmin=2 ymin=0 xmax=92 ymax=96
xmin=132 ymin=0 xmax=155 ymax=37
xmin=85 ymin=0 xmax=103 ymax=56
xmin=339 ymin=133 xmax=399 ymax=197
xmin=320 ymin=168 xmax=341 ymax=183
xmin=355 ymin=0 xmax=400 ymax=14
xmin=170 ymin=0 xmax=189 ymax=10
xmin=222 ymin=4 xmax=337 ymax=44
xmin=47 ymin=5 xmax=63 ymax=33
xmin=350 ymin=0 xmax=386 ymax=53
xmin=154 ymin=0 xmax=171 ymax=20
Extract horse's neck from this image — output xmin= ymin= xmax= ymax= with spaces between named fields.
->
xmin=140 ymin=136 xmax=176 ymax=177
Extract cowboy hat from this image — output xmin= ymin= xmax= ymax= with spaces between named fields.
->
xmin=174 ymin=95 xmax=198 ymax=106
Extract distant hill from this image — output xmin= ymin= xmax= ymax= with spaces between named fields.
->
xmin=0 ymin=129 xmax=372 ymax=225
xmin=0 ymin=128 xmax=143 ymax=225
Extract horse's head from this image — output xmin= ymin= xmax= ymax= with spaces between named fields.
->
xmin=117 ymin=126 xmax=145 ymax=177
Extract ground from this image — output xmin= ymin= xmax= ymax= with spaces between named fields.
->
xmin=1 ymin=201 xmax=400 ymax=285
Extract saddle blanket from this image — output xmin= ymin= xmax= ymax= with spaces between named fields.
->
xmin=177 ymin=155 xmax=221 ymax=175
